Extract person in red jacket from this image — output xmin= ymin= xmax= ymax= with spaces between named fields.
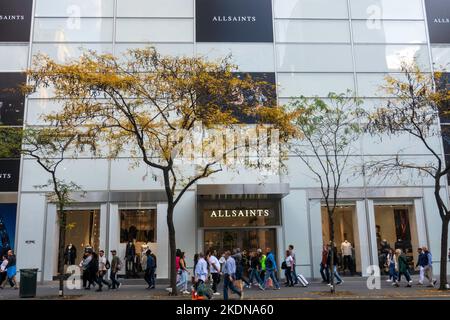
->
xmin=320 ymin=245 xmax=329 ymax=283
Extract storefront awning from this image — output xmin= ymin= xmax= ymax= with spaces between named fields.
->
xmin=197 ymin=183 xmax=290 ymax=200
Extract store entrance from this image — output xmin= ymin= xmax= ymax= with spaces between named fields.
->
xmin=58 ymin=209 xmax=100 ymax=273
xmin=204 ymin=228 xmax=277 ymax=255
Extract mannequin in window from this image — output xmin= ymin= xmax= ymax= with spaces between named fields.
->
xmin=341 ymin=239 xmax=354 ymax=275
xmin=125 ymin=240 xmax=137 ymax=278
xmin=0 ymin=218 xmax=11 ymax=257
xmin=64 ymin=243 xmax=77 ymax=265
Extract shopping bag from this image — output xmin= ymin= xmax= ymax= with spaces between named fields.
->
xmin=266 ymin=277 xmax=273 ymax=288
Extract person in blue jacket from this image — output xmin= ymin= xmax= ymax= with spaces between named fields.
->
xmin=263 ymin=247 xmax=280 ymax=290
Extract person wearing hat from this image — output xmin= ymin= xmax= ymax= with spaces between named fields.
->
xmin=110 ymin=250 xmax=122 ymax=290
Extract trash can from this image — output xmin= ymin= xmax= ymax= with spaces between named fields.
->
xmin=19 ymin=269 xmax=38 ymax=298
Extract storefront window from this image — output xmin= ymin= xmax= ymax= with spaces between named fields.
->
xmin=120 ymin=209 xmax=156 ymax=243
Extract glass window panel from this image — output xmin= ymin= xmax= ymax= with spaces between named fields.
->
xmin=34 ymin=18 xmax=113 ymax=42
xmin=32 ymin=43 xmax=112 ymax=63
xmin=357 ymin=73 xmax=390 ymax=97
xmin=120 ymin=209 xmax=157 ymax=243
xmin=352 ymin=20 xmax=427 ymax=44
xmin=274 ymin=0 xmax=348 ymax=19
xmin=350 ymin=0 xmax=424 ymax=20
xmin=115 ymin=43 xmax=194 ymax=59
xmin=26 ymin=99 xmax=63 ymax=125
xmin=354 ymin=44 xmax=430 ymax=72
xmin=275 ymin=20 xmax=350 ymax=43
xmin=35 ymin=0 xmax=114 ymax=17
xmin=117 ymin=0 xmax=193 ymax=17
xmin=432 ymin=45 xmax=450 ymax=71
xmin=116 ymin=19 xmax=193 ymax=42
xmin=196 ymin=43 xmax=275 ymax=72
xmin=277 ymin=44 xmax=353 ymax=72
xmin=278 ymin=73 xmax=355 ymax=97
xmin=0 ymin=46 xmax=28 ymax=72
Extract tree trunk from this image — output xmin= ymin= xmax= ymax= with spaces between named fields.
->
xmin=328 ymin=210 xmax=335 ymax=294
xmin=57 ymin=207 xmax=66 ymax=297
xmin=167 ymin=204 xmax=177 ymax=295
xmin=439 ymin=216 xmax=449 ymax=290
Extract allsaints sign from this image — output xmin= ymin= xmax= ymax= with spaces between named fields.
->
xmin=196 ymin=0 xmax=273 ymax=42
xmin=0 ymin=160 xmax=20 ymax=192
xmin=425 ymin=0 xmax=450 ymax=43
xmin=209 ymin=209 xmax=271 ymax=218
xmin=0 ymin=0 xmax=33 ymax=42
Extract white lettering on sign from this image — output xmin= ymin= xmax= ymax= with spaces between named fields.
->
xmin=0 ymin=15 xmax=25 ymax=21
xmin=434 ymin=18 xmax=450 ymax=24
xmin=209 ymin=209 xmax=270 ymax=218
xmin=0 ymin=173 xmax=12 ymax=179
xmin=212 ymin=16 xmax=256 ymax=22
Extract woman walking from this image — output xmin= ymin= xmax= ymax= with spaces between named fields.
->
xmin=392 ymin=249 xmax=412 ymax=287
xmin=284 ymin=250 xmax=294 ymax=287
xmin=177 ymin=252 xmax=190 ymax=295
xmin=386 ymin=248 xmax=396 ymax=282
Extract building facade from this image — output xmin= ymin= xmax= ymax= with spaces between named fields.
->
xmin=1 ymin=0 xmax=450 ymax=281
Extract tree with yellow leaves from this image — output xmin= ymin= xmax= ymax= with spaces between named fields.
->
xmin=366 ymin=61 xmax=450 ymax=290
xmin=25 ymin=47 xmax=293 ymax=295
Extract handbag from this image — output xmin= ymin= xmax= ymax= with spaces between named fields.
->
xmin=281 ymin=261 xmax=287 ymax=270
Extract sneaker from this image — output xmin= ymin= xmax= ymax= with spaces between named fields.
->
xmin=213 ymin=292 xmax=220 ymax=296
xmin=406 ymin=283 xmax=412 ymax=288
xmin=336 ymin=281 xmax=342 ymax=285
xmin=258 ymin=284 xmax=265 ymax=291
xmin=386 ymin=279 xmax=392 ymax=282
xmin=182 ymin=290 xmax=191 ymax=295
xmin=417 ymin=282 xmax=423 ymax=285
xmin=274 ymin=287 xmax=281 ymax=290
xmin=166 ymin=287 xmax=172 ymax=293
xmin=433 ymin=280 xmax=437 ymax=287
xmin=118 ymin=283 xmax=122 ymax=289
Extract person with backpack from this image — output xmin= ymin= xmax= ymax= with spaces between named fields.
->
xmin=263 ymin=247 xmax=280 ymax=290
xmin=144 ymin=249 xmax=156 ymax=289
xmin=110 ymin=250 xmax=122 ymax=290
xmin=96 ymin=250 xmax=110 ymax=291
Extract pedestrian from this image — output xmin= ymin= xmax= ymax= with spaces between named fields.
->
xmin=222 ymin=250 xmax=243 ymax=300
xmin=257 ymin=248 xmax=266 ymax=283
xmin=1 ymin=250 xmax=17 ymax=289
xmin=176 ymin=251 xmax=189 ymax=294
xmin=0 ymin=255 xmax=8 ymax=289
xmin=194 ymin=253 xmax=211 ymax=299
xmin=392 ymin=249 xmax=412 ymax=287
xmin=263 ymin=247 xmax=280 ymax=290
xmin=110 ymin=250 xmax=122 ymax=290
xmin=219 ymin=252 xmax=226 ymax=272
xmin=288 ymin=245 xmax=298 ymax=284
xmin=415 ymin=247 xmax=427 ymax=285
xmin=89 ymin=251 xmax=99 ymax=290
xmin=422 ymin=246 xmax=437 ymax=287
xmin=284 ymin=250 xmax=294 ymax=287
xmin=327 ymin=243 xmax=343 ymax=286
xmin=96 ymin=250 xmax=110 ymax=291
xmin=232 ymin=248 xmax=250 ymax=290
xmin=248 ymin=251 xmax=264 ymax=290
xmin=144 ymin=250 xmax=156 ymax=289
xmin=207 ymin=250 xmax=221 ymax=296
xmin=79 ymin=251 xmax=92 ymax=289
xmin=386 ymin=248 xmax=396 ymax=282
xmin=319 ymin=245 xmax=330 ymax=284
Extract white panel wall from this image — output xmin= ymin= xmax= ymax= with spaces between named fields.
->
xmin=116 ymin=19 xmax=193 ymax=42
xmin=43 ymin=203 xmax=57 ymax=281
xmin=35 ymin=0 xmax=115 ymax=17
xmin=308 ymin=199 xmax=323 ymax=279
xmin=110 ymin=159 xmax=164 ymax=190
xmin=117 ymin=0 xmax=194 ymax=18
xmin=275 ymin=20 xmax=350 ymax=43
xmin=0 ymin=45 xmax=29 ymax=72
xmin=16 ymin=193 xmax=47 ymax=281
xmin=278 ymin=73 xmax=355 ymax=97
xmin=157 ymin=203 xmax=169 ymax=279
xmin=274 ymin=0 xmax=349 ymax=19
xmin=349 ymin=0 xmax=424 ymax=20
xmin=282 ymin=190 xmax=311 ymax=277
xmin=173 ymin=190 xmax=196 ymax=272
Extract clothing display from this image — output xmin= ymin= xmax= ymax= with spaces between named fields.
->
xmin=341 ymin=240 xmax=354 ymax=275
xmin=125 ymin=241 xmax=137 ymax=277
xmin=64 ymin=244 xmax=77 ymax=265
xmin=0 ymin=217 xmax=11 ymax=256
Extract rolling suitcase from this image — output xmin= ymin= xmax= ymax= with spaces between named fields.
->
xmin=297 ymin=274 xmax=309 ymax=287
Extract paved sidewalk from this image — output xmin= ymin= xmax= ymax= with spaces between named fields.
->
xmin=1 ymin=277 xmax=449 ymax=300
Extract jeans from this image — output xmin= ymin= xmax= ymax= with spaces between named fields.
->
xmin=320 ymin=263 xmax=330 ymax=283
xmin=263 ymin=270 xmax=280 ymax=289
xmin=424 ymin=265 xmax=435 ymax=284
xmin=211 ymin=272 xmax=220 ymax=293
xmin=223 ymin=274 xmax=241 ymax=300
xmin=292 ymin=264 xmax=298 ymax=284
xmin=389 ymin=263 xmax=397 ymax=281
xmin=176 ymin=270 xmax=187 ymax=291
xmin=284 ymin=268 xmax=294 ymax=286
xmin=332 ymin=266 xmax=342 ymax=283
xmin=397 ymin=270 xmax=411 ymax=283
xmin=96 ymin=271 xmax=110 ymax=288
xmin=110 ymin=271 xmax=120 ymax=289
xmin=418 ymin=266 xmax=424 ymax=283
xmin=248 ymin=268 xmax=263 ymax=286
xmin=145 ymin=268 xmax=156 ymax=288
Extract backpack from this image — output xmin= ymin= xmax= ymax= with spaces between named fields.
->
xmin=281 ymin=261 xmax=287 ymax=270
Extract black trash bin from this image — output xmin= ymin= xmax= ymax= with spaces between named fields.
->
xmin=19 ymin=269 xmax=38 ymax=298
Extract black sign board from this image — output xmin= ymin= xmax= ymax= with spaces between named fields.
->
xmin=0 ymin=0 xmax=33 ymax=42
xmin=0 ymin=160 xmax=20 ymax=192
xmin=425 ymin=0 xmax=450 ymax=44
xmin=0 ymin=73 xmax=26 ymax=126
xmin=196 ymin=0 xmax=274 ymax=42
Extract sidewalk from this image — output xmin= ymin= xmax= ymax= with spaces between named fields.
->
xmin=1 ymin=277 xmax=449 ymax=300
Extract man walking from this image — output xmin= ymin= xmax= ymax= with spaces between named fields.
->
xmin=320 ymin=245 xmax=330 ymax=284
xmin=422 ymin=247 xmax=437 ymax=287
xmin=207 ymin=250 xmax=221 ymax=295
xmin=110 ymin=250 xmax=122 ymax=290
xmin=223 ymin=250 xmax=242 ymax=300
xmin=144 ymin=250 xmax=156 ymax=289
xmin=263 ymin=248 xmax=280 ymax=290
xmin=96 ymin=250 xmax=110 ymax=291
xmin=415 ymin=247 xmax=427 ymax=285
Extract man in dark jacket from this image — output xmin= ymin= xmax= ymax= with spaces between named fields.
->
xmin=320 ymin=245 xmax=330 ymax=283
xmin=144 ymin=250 xmax=156 ymax=289
xmin=416 ymin=247 xmax=427 ymax=285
